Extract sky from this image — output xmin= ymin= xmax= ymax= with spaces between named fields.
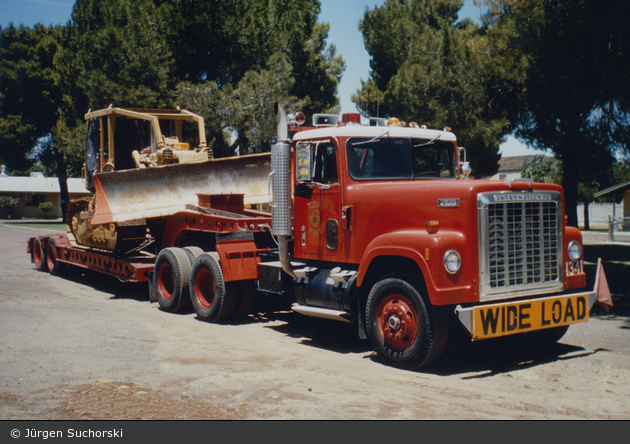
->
xmin=0 ymin=0 xmax=546 ymax=157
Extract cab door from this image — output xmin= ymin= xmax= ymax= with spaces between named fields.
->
xmin=293 ymin=140 xmax=344 ymax=261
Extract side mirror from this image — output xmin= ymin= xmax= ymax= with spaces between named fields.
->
xmin=296 ymin=143 xmax=312 ymax=182
xmin=458 ymin=147 xmax=472 ymax=177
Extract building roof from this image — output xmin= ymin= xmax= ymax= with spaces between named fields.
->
xmin=497 ymin=155 xmax=549 ymax=172
xmin=594 ymin=180 xmax=630 ymax=198
xmin=0 ymin=172 xmax=89 ymax=194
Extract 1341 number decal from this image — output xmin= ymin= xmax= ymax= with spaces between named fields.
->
xmin=566 ymin=260 xmax=583 ymax=276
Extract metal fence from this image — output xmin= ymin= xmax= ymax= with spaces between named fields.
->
xmin=608 ymin=216 xmax=630 ymax=242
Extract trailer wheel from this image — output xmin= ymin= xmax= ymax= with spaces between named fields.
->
xmin=46 ymin=238 xmax=63 ymax=276
xmin=366 ymin=277 xmax=448 ymax=370
xmin=33 ymin=237 xmax=48 ymax=272
xmin=154 ymin=247 xmax=192 ymax=313
xmin=182 ymin=246 xmax=204 ymax=263
xmin=190 ymin=252 xmax=235 ymax=323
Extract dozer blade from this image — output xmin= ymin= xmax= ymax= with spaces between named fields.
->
xmin=91 ymin=153 xmax=271 ymax=225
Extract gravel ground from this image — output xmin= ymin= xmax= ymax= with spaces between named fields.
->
xmin=1 ymin=224 xmax=629 ymax=420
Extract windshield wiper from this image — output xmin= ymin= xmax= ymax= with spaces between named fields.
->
xmin=412 ymin=134 xmax=441 ymax=148
xmin=351 ymin=130 xmax=390 ymax=146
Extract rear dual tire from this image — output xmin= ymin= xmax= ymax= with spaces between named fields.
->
xmin=153 ymin=247 xmax=257 ymax=320
xmin=189 ymin=252 xmax=235 ymax=322
xmin=32 ymin=237 xmax=47 ymax=272
xmin=46 ymin=237 xmax=64 ymax=276
xmin=154 ymin=247 xmax=192 ymax=313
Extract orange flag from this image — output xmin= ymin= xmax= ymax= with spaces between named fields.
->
xmin=595 ymin=258 xmax=613 ymax=312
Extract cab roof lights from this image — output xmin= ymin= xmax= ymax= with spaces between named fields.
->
xmin=342 ymin=113 xmax=361 ymax=125
xmin=287 ymin=112 xmax=306 ymax=126
xmin=293 ymin=110 xmax=451 ymax=132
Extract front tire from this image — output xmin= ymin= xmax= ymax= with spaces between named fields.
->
xmin=366 ymin=277 xmax=448 ymax=370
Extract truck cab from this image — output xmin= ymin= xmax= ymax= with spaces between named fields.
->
xmin=266 ymin=104 xmax=595 ymax=369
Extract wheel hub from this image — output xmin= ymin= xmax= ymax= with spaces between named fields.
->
xmin=377 ymin=294 xmax=419 ymax=351
xmin=388 ymin=313 xmax=401 ymax=331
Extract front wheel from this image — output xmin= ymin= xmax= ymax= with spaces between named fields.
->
xmin=366 ymin=277 xmax=448 ymax=370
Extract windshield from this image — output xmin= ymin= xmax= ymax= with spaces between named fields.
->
xmin=346 ymin=137 xmax=457 ymax=180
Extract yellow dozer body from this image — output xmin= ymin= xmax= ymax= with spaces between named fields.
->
xmin=68 ymin=106 xmax=271 ymax=253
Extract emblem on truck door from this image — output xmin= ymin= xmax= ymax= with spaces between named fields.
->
xmin=438 ymin=198 xmax=459 ymax=208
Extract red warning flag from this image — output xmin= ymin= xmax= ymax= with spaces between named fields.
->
xmin=595 ymin=258 xmax=613 ymax=312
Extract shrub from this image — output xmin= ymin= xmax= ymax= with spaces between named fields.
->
xmin=39 ymin=201 xmax=54 ymax=219
xmin=0 ymin=196 xmax=20 ymax=219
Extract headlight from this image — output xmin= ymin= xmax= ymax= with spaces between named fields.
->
xmin=444 ymin=250 xmax=461 ymax=274
xmin=568 ymin=241 xmax=582 ymax=261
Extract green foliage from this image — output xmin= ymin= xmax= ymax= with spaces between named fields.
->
xmin=0 ymin=196 xmax=20 ymax=219
xmin=354 ymin=0 xmax=523 ymax=178
xmin=612 ymin=161 xmax=630 ymax=186
xmin=0 ymin=24 xmax=63 ymax=174
xmin=70 ymin=0 xmax=175 ymax=109
xmin=521 ymin=157 xmax=562 ymax=185
xmin=158 ymin=0 xmax=344 ymax=154
xmin=1 ymin=0 xmax=345 ymax=169
xmin=39 ymin=201 xmax=54 ymax=219
xmin=485 ymin=0 xmax=630 ymax=226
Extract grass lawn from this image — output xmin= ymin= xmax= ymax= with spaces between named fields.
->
xmin=2 ymin=222 xmax=66 ymax=232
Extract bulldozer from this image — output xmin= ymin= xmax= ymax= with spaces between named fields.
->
xmin=67 ymin=106 xmax=271 ymax=253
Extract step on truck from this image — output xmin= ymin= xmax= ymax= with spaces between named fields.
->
xmin=28 ymin=103 xmax=603 ymax=369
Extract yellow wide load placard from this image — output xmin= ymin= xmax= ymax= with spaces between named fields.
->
xmin=471 ymin=293 xmax=590 ymax=340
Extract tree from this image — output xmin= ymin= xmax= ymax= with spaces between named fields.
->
xmin=154 ymin=0 xmax=344 ymax=155
xmin=0 ymin=24 xmax=63 ymax=175
xmin=70 ymin=0 xmax=176 ymax=109
xmin=0 ymin=196 xmax=19 ymax=219
xmin=353 ymin=0 xmax=525 ymax=177
xmin=485 ymin=0 xmax=630 ymax=227
xmin=521 ymin=156 xmax=561 ymax=185
xmin=2 ymin=0 xmax=345 ymax=183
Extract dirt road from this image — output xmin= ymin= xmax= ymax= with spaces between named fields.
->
xmin=1 ymin=224 xmax=629 ymax=420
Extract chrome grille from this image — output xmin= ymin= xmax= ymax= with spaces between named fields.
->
xmin=479 ymin=192 xmax=563 ymax=300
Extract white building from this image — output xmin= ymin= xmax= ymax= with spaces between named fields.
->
xmin=0 ymin=167 xmax=91 ymax=219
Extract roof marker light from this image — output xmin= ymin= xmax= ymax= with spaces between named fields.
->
xmin=342 ymin=113 xmax=361 ymax=125
xmin=288 ymin=112 xmax=305 ymax=126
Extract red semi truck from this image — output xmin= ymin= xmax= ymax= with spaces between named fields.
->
xmin=28 ymin=103 xmax=598 ymax=369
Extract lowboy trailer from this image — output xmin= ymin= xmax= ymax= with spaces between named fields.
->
xmin=27 ymin=103 xmax=606 ymax=370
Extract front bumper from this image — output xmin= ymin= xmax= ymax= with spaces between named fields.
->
xmin=455 ymin=290 xmax=596 ymax=341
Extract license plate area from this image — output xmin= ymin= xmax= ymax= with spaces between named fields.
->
xmin=466 ymin=293 xmax=591 ymax=340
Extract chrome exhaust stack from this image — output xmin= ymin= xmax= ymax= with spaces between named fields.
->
xmin=271 ymin=103 xmax=295 ymax=278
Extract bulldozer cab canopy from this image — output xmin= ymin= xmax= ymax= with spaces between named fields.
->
xmin=84 ymin=107 xmax=207 ymax=179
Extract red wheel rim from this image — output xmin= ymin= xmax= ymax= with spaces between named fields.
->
xmin=194 ymin=268 xmax=215 ymax=310
xmin=33 ymin=240 xmax=43 ymax=267
xmin=46 ymin=243 xmax=56 ymax=271
xmin=157 ymin=262 xmax=175 ymax=301
xmin=376 ymin=293 xmax=418 ymax=351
